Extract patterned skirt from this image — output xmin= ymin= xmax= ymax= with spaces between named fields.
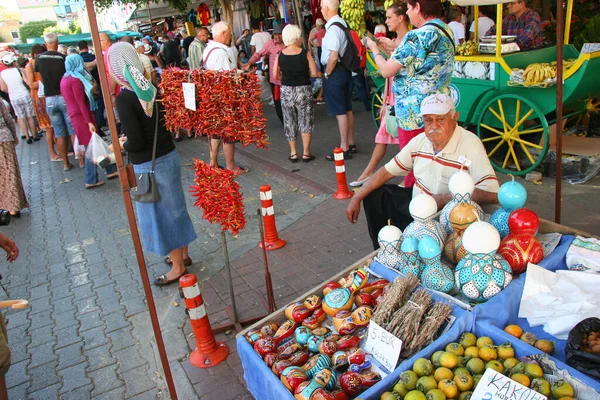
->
xmin=31 ymin=91 xmax=52 ymax=129
xmin=0 ymin=141 xmax=28 ymax=212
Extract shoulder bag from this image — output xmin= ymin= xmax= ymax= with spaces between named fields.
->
xmin=384 ymin=80 xmax=398 ymax=138
xmin=130 ymin=103 xmax=160 ymax=203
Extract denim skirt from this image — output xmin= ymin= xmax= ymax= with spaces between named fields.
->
xmin=133 ymin=150 xmax=197 ymax=256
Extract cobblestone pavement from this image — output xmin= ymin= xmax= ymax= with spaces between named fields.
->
xmin=1 ymin=100 xmax=599 ymax=400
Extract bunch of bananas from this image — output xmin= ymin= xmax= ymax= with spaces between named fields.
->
xmin=550 ymin=58 xmax=578 ymax=70
xmin=456 ymin=40 xmax=479 ymax=56
xmin=340 ymin=0 xmax=366 ymax=33
xmin=384 ymin=0 xmax=394 ymax=9
xmin=523 ymin=63 xmax=556 ymax=84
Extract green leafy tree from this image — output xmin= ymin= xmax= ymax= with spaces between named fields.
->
xmin=19 ymin=20 xmax=57 ymax=42
xmin=0 ymin=5 xmax=20 ymax=21
xmin=69 ymin=20 xmax=82 ymax=35
xmin=43 ymin=26 xmax=70 ymax=36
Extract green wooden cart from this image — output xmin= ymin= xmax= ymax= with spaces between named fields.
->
xmin=366 ymin=0 xmax=600 ymax=175
xmin=452 ymin=0 xmax=600 ymax=175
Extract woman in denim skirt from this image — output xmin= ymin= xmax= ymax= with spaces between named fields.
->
xmin=107 ymin=43 xmax=197 ymax=285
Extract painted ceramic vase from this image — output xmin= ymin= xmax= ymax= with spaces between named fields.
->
xmin=398 ymin=236 xmax=423 ymax=277
xmin=497 ymin=207 xmax=543 ymax=274
xmin=404 ymin=194 xmax=448 ymax=248
xmin=490 ymin=176 xmax=528 ymax=239
xmin=322 ymin=269 xmax=369 ymax=316
xmin=419 ymin=236 xmax=455 ymax=293
xmin=439 ymin=170 xmax=484 ymax=234
xmin=375 ymin=223 xmax=403 ymax=269
xmin=455 ymin=220 xmax=513 ymax=302
xmin=444 ymin=202 xmax=478 ymax=264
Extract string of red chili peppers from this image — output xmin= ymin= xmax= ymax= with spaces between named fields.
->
xmin=190 ymin=159 xmax=246 ymax=235
xmin=160 ymin=69 xmax=269 ymax=149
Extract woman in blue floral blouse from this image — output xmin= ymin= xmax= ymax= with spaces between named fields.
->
xmin=366 ymin=0 xmax=455 ymax=188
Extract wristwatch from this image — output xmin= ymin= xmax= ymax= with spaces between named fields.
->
xmin=324 ymin=72 xmax=330 ymax=79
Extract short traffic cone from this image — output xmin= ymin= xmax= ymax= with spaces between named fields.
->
xmin=333 ymin=147 xmax=354 ymax=200
xmin=180 ymin=274 xmax=229 ymax=368
xmin=258 ymin=184 xmax=286 ymax=250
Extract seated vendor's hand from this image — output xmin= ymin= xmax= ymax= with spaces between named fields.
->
xmin=346 ymin=199 xmax=361 ymax=224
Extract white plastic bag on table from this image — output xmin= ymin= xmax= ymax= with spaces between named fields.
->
xmin=73 ymin=136 xmax=85 ymax=160
xmin=85 ymin=132 xmax=114 ymax=167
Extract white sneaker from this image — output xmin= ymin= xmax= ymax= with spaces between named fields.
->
xmin=268 ymin=100 xmax=274 ymax=106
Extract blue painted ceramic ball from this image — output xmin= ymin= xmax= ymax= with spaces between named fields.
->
xmin=418 ymin=236 xmax=441 ymax=259
xmin=401 ymin=236 xmax=419 ymax=253
xmin=498 ymin=180 xmax=527 ymax=210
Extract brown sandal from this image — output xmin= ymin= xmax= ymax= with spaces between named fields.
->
xmin=164 ymin=256 xmax=192 ymax=267
xmin=153 ymin=269 xmax=188 ymax=286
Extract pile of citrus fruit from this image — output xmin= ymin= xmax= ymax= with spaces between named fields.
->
xmin=380 ymin=332 xmax=576 ymax=400
xmin=504 ymin=324 xmax=555 ymax=354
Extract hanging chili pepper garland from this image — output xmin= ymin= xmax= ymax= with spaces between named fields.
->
xmin=190 ymin=159 xmax=246 ymax=235
xmin=160 ymin=69 xmax=269 ymax=149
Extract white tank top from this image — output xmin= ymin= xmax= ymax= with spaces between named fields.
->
xmin=0 ymin=68 xmax=30 ymax=100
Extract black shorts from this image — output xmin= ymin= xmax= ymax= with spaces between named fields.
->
xmin=322 ymin=65 xmax=352 ymax=116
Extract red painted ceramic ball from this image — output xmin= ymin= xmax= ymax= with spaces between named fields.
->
xmin=498 ymin=232 xmax=544 ymax=274
xmin=508 ymin=208 xmax=539 ymax=234
xmin=339 ymin=371 xmax=364 ymax=397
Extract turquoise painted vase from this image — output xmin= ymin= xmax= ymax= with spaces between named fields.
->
xmin=455 ymin=252 xmax=513 ymax=302
xmin=404 ymin=218 xmax=447 ymax=249
xmin=489 ymin=207 xmax=512 ymax=239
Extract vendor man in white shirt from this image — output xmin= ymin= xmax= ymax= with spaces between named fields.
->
xmin=203 ymin=22 xmax=247 ymax=175
xmin=347 ymin=94 xmax=500 ymax=249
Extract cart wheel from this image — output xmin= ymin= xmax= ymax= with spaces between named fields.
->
xmin=477 ymin=94 xmax=549 ymax=176
xmin=371 ymin=85 xmax=385 ymax=128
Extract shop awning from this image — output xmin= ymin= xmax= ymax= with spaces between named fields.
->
xmin=12 ymin=31 xmax=142 ymax=53
xmin=453 ymin=0 xmax=512 ymax=5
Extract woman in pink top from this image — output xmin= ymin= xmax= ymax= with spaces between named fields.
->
xmin=60 ymin=54 xmax=117 ymax=188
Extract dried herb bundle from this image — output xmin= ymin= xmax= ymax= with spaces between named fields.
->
xmin=372 ymin=274 xmax=419 ymax=328
xmin=389 ymin=290 xmax=432 ymax=345
xmin=403 ymin=302 xmax=453 ymax=357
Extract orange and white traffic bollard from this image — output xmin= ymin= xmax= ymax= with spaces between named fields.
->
xmin=258 ymin=184 xmax=286 ymax=250
xmin=333 ymin=147 xmax=354 ymax=200
xmin=179 ymin=274 xmax=229 ymax=368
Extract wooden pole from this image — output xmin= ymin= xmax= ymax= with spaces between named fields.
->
xmin=83 ymin=1 xmax=178 ymax=398
xmin=555 ymin=0 xmax=564 ymax=223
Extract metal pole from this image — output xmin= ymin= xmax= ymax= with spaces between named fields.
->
xmin=221 ymin=230 xmax=238 ymax=322
xmin=83 ymin=1 xmax=178 ymax=399
xmin=257 ymin=209 xmax=276 ymax=313
xmin=555 ymin=0 xmax=564 ymax=223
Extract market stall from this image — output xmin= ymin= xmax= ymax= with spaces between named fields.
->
xmin=236 ymin=172 xmax=600 ymax=400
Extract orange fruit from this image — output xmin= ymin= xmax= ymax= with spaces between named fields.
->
xmin=497 ymin=343 xmax=515 ymax=360
xmin=464 ymin=346 xmax=479 ymax=358
xmin=504 ymin=324 xmax=523 ymax=338
xmin=511 ymin=373 xmax=531 ymax=387
xmin=476 ymin=336 xmax=494 ymax=348
xmin=434 ymin=367 xmax=454 ymax=383
xmin=479 ymin=345 xmax=498 ymax=362
xmin=535 ymin=339 xmax=555 ymax=354
xmin=438 ymin=379 xmax=458 ymax=399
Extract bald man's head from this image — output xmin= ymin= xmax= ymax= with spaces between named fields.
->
xmin=99 ymin=32 xmax=113 ymax=52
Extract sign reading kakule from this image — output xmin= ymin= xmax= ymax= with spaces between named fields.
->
xmin=471 ymin=368 xmax=548 ymax=400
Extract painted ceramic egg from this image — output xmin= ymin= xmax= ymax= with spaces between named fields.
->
xmin=339 ymin=371 xmax=364 ymax=397
xmin=508 ymin=208 xmax=539 ymax=234
xmin=449 ymin=170 xmax=475 ymax=196
xmin=281 ymin=366 xmax=308 ymax=392
xmin=489 ymin=207 xmax=511 ymax=239
xmin=314 ymin=368 xmax=337 ymax=391
xmin=498 ymin=178 xmax=527 ymax=210
xmin=497 ymin=232 xmax=544 ymax=274
xmin=260 ymin=323 xmax=279 ymax=337
xmin=462 ymin=221 xmax=500 ymax=255
xmin=295 ymin=326 xmax=311 ymax=346
xmin=409 ymin=193 xmax=438 ymax=221
xmin=455 ymin=253 xmax=513 ymax=302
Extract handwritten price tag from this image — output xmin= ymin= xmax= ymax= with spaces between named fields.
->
xmin=182 ymin=82 xmax=196 ymax=111
xmin=471 ymin=368 xmax=548 ymax=400
xmin=363 ymin=321 xmax=402 ymax=372
xmin=458 ymin=155 xmax=472 ymax=167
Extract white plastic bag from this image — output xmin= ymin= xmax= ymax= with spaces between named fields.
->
xmin=85 ymin=132 xmax=112 ymax=165
xmin=73 ymin=136 xmax=85 ymax=160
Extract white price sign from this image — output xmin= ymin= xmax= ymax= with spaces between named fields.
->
xmin=472 ymin=368 xmax=548 ymax=400
xmin=182 ymin=82 xmax=196 ymax=111
xmin=458 ymin=155 xmax=472 ymax=167
xmin=363 ymin=321 xmax=402 ymax=372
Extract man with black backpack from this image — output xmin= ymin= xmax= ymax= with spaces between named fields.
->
xmin=320 ymin=0 xmax=358 ymax=161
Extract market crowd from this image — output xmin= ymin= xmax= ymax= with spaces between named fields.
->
xmin=0 ymin=0 xmax=547 ymax=279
